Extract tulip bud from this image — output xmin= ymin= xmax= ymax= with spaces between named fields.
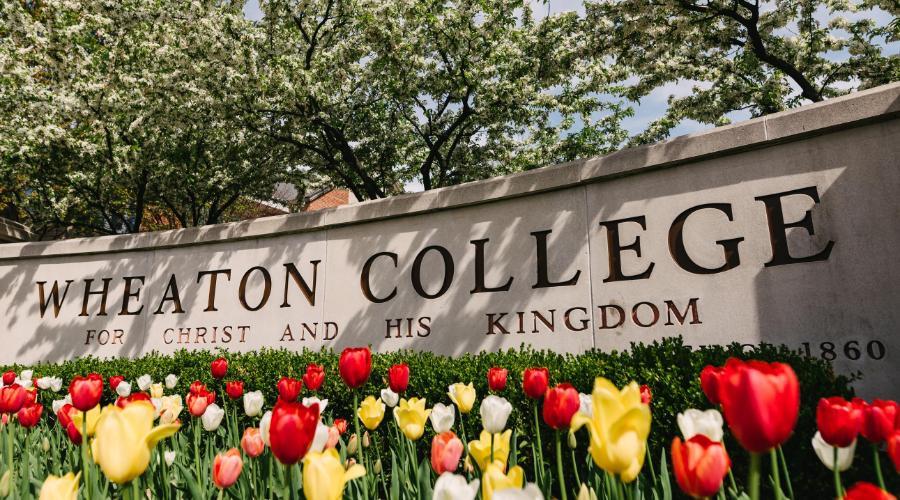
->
xmin=363 ymin=431 xmax=370 ymax=448
xmin=568 ymin=431 xmax=578 ymax=449
xmin=577 ymin=483 xmax=598 ymax=500
xmin=374 ymin=459 xmax=382 ymax=474
xmin=0 ymin=471 xmax=9 ymax=497
xmin=42 ymin=437 xmax=50 ymax=452
xmin=347 ymin=434 xmax=358 ymax=454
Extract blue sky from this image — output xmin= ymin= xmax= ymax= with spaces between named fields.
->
xmin=242 ymin=0 xmax=895 ymax=192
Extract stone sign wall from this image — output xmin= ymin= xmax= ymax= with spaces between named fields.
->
xmin=1 ymin=83 xmax=898 ymax=398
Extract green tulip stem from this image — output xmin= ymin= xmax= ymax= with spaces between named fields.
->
xmin=352 ymin=391 xmax=369 ymax=500
xmin=131 ymin=478 xmax=140 ymax=500
xmin=555 ymin=431 xmax=567 ymax=500
xmin=770 ymin=449 xmax=783 ymax=500
xmin=284 ymin=464 xmax=292 ymax=500
xmin=777 ymin=446 xmax=794 ymax=500
xmin=872 ymin=442 xmax=885 ymax=490
xmin=570 ymin=446 xmax=581 ymax=488
xmin=458 ymin=409 xmax=468 ymax=448
xmin=216 ymin=488 xmax=224 ymax=500
xmin=372 ymin=431 xmax=389 ymax=500
xmin=747 ymin=452 xmax=761 ymax=500
xmin=81 ymin=414 xmax=90 ymax=500
xmin=833 ymin=446 xmax=843 ymax=498
xmin=490 ymin=432 xmax=495 ymax=463
xmin=6 ymin=421 xmax=16 ymax=498
xmin=532 ymin=403 xmax=544 ymax=482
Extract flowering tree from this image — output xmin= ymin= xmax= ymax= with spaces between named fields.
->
xmin=255 ymin=0 xmax=630 ymax=199
xmin=584 ymin=0 xmax=899 ymax=143
xmin=0 ymin=0 xmax=298 ymax=236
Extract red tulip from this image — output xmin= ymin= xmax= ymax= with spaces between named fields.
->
xmin=226 ymin=381 xmax=244 ymax=400
xmin=277 ymin=377 xmax=302 ymax=402
xmin=716 ymin=358 xmax=799 ymax=453
xmin=523 ymin=367 xmax=549 ymax=399
xmin=671 ymin=435 xmax=731 ymax=499
xmin=640 ymin=384 xmax=652 ymax=405
xmin=69 ymin=373 xmax=104 ymax=411
xmin=269 ymin=400 xmax=320 ymax=464
xmin=0 ymin=384 xmax=26 ymax=414
xmin=241 ymin=428 xmax=266 ymax=458
xmin=431 ymin=431 xmax=464 ymax=474
xmin=857 ymin=398 xmax=898 ymax=443
xmin=388 ymin=363 xmax=410 ymax=393
xmin=339 ymin=347 xmax=372 ymax=389
xmin=488 ymin=367 xmax=508 ymax=392
xmin=109 ymin=375 xmax=125 ymax=391
xmin=542 ymin=383 xmax=580 ymax=430
xmin=211 ymin=357 xmax=228 ymax=379
xmin=17 ymin=403 xmax=43 ymax=428
xmin=2 ymin=371 xmax=15 ymax=385
xmin=334 ymin=418 xmax=348 ymax=435
xmin=24 ymin=387 xmax=37 ymax=406
xmin=57 ymin=404 xmax=81 ymax=444
xmin=190 ymin=380 xmax=206 ymax=395
xmin=700 ymin=365 xmax=724 ymax=405
xmin=816 ymin=397 xmax=862 ymax=447
xmin=117 ymin=392 xmax=152 ymax=408
xmin=303 ymin=364 xmax=325 ymax=392
xmin=842 ymin=482 xmax=896 ymax=500
xmin=887 ymin=431 xmax=900 ymax=473
xmin=187 ymin=389 xmax=215 ymax=417
xmin=213 ymin=448 xmax=243 ymax=489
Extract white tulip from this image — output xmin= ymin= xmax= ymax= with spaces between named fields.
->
xmin=433 ymin=473 xmax=480 ymax=500
xmin=52 ymin=396 xmax=71 ymax=414
xmin=201 ymin=404 xmax=225 ymax=431
xmin=151 ymin=398 xmax=162 ymax=414
xmin=380 ymin=388 xmax=399 ymax=408
xmin=309 ymin=422 xmax=331 ymax=453
xmin=15 ymin=378 xmax=32 ymax=389
xmin=137 ymin=374 xmax=152 ymax=391
xmin=37 ymin=377 xmax=52 ymax=390
xmin=165 ymin=374 xmax=178 ymax=390
xmin=677 ymin=409 xmax=724 ymax=442
xmin=578 ymin=393 xmax=593 ymax=418
xmin=480 ymin=395 xmax=513 ymax=434
xmin=494 ymin=484 xmax=545 ymax=500
xmin=20 ymin=370 xmax=33 ymax=381
xmin=812 ymin=432 xmax=856 ymax=472
xmin=116 ymin=381 xmax=132 ymax=398
xmin=260 ymin=411 xmax=272 ymax=446
xmin=48 ymin=377 xmax=63 ymax=392
xmin=164 ymin=451 xmax=177 ymax=466
xmin=302 ymin=397 xmax=328 ymax=414
xmin=244 ymin=390 xmax=264 ymax=417
xmin=430 ymin=403 xmax=455 ymax=433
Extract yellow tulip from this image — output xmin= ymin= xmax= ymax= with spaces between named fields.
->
xmin=158 ymin=395 xmax=183 ymax=424
xmin=481 ymin=460 xmax=525 ymax=500
xmin=150 ymin=383 xmax=164 ymax=399
xmin=357 ymin=396 xmax=386 ymax=430
xmin=302 ymin=449 xmax=366 ymax=500
xmin=447 ymin=383 xmax=476 ymax=414
xmin=70 ymin=406 xmax=102 ymax=437
xmin=570 ymin=377 xmax=651 ymax=483
xmin=39 ymin=472 xmax=80 ymax=500
xmin=467 ymin=429 xmax=512 ymax=471
xmin=393 ymin=397 xmax=432 ymax=441
xmin=90 ymin=401 xmax=180 ymax=484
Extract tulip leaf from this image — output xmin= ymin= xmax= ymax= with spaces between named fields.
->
xmin=173 ymin=461 xmax=204 ymax=500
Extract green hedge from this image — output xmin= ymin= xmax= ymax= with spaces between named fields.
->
xmin=5 ymin=336 xmax=892 ymax=497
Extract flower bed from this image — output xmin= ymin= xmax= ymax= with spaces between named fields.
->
xmin=0 ymin=337 xmax=896 ymax=499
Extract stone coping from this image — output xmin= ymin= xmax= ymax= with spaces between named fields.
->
xmin=0 ymin=218 xmax=32 ymax=243
xmin=2 ymin=82 xmax=898 ymax=262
